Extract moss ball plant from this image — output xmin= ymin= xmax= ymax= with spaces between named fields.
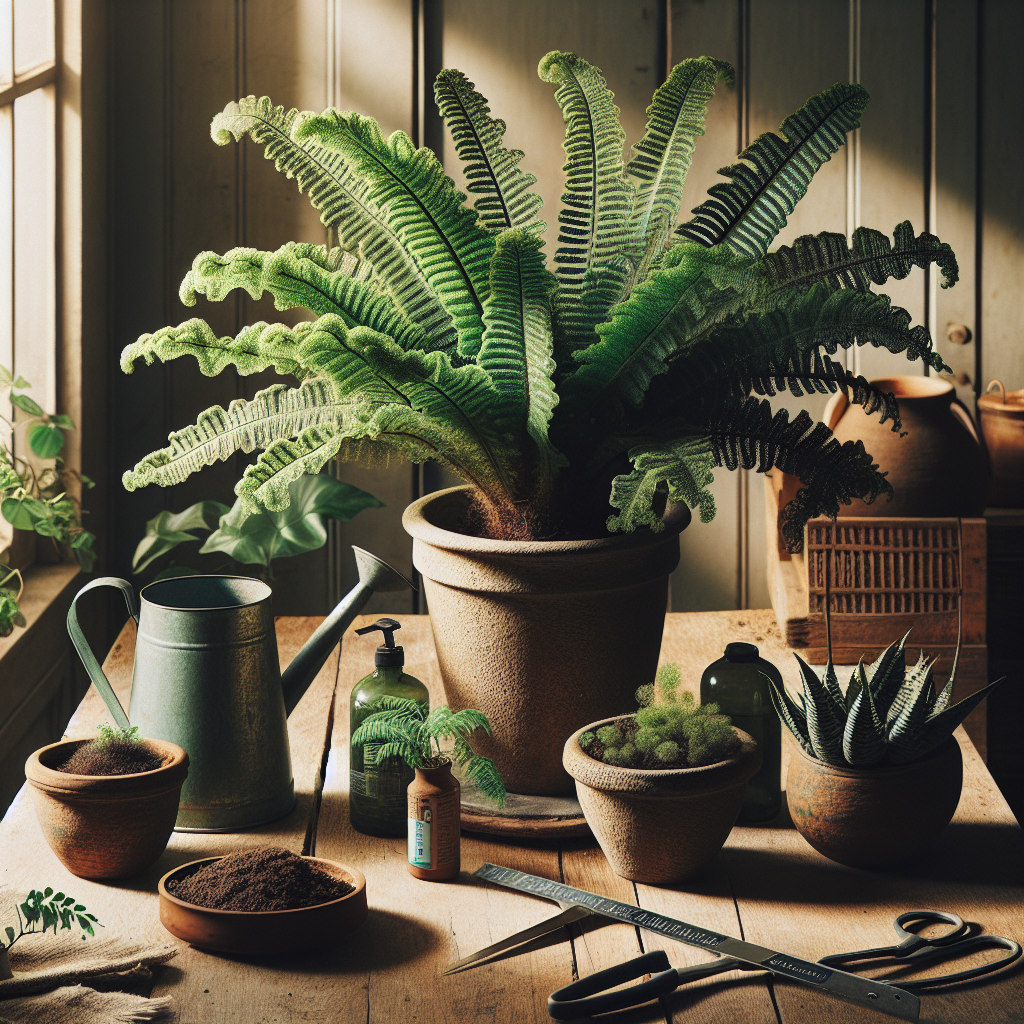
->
xmin=578 ymin=664 xmax=741 ymax=770
xmin=56 ymin=725 xmax=165 ymax=777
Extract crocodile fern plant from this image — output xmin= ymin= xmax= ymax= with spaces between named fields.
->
xmin=120 ymin=52 xmax=956 ymax=545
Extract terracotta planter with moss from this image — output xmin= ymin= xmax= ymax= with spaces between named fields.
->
xmin=404 ymin=486 xmax=690 ymax=796
xmin=25 ymin=738 xmax=189 ymax=879
xmin=563 ymin=717 xmax=760 ymax=883
xmin=785 ymin=737 xmax=963 ymax=868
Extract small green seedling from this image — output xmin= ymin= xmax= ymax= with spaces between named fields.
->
xmin=96 ymin=723 xmax=143 ymax=745
xmin=580 ymin=663 xmax=740 ymax=770
xmin=351 ymin=697 xmax=506 ymax=806
xmin=2 ymin=888 xmax=100 ymax=951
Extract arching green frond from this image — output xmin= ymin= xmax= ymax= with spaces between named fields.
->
xmin=293 ymin=110 xmax=494 ymax=358
xmin=559 ymin=243 xmax=748 ymax=429
xmin=181 ymin=244 xmax=428 ymax=351
xmin=607 ymin=434 xmax=716 ymax=532
xmin=679 ymin=82 xmax=869 ymax=257
xmin=464 ymin=755 xmax=506 ymax=805
xmin=538 ymin=51 xmax=634 ymax=353
xmin=760 ymin=221 xmax=959 ymax=295
xmin=702 ymin=398 xmax=893 ymax=551
xmin=627 ymin=57 xmax=732 ymax=280
xmin=211 ymin=96 xmax=458 ymax=354
xmin=434 ymin=69 xmax=544 ymax=234
xmin=237 ymin=427 xmax=347 ymax=512
xmin=478 ymin=229 xmax=563 ymax=481
xmin=120 ymin=318 xmax=312 ymax=380
xmin=122 ymin=379 xmax=346 ymax=494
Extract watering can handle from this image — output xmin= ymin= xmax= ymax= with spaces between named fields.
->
xmin=66 ymin=577 xmax=137 ymax=730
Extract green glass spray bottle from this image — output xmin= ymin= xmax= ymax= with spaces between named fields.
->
xmin=349 ymin=618 xmax=429 ymax=837
xmin=700 ymin=642 xmax=782 ymax=822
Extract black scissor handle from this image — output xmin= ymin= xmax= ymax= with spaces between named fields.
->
xmin=548 ymin=951 xmax=679 ymax=1020
xmin=819 ymin=909 xmax=967 ymax=968
xmin=887 ymin=934 xmax=1022 ymax=991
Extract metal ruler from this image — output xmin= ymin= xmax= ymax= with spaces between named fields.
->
xmin=474 ymin=863 xmax=919 ymax=1022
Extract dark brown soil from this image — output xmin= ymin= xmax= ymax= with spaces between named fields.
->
xmin=167 ymin=847 xmax=354 ymax=912
xmin=57 ymin=737 xmax=165 ymax=776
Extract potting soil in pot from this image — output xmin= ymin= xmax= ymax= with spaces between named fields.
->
xmin=57 ymin=738 xmax=165 ymax=776
xmin=167 ymin=847 xmax=354 ymax=911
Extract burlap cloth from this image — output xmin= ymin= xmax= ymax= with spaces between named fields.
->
xmin=0 ymin=929 xmax=178 ymax=1023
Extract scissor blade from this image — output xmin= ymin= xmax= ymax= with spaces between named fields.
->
xmin=444 ymin=905 xmax=594 ymax=975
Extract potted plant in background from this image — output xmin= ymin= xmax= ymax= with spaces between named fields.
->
xmin=24 ymin=724 xmax=188 ymax=880
xmin=1 ymin=365 xmax=96 ymax=636
xmin=117 ymin=51 xmax=957 ymax=793
xmin=563 ymin=664 xmax=760 ymax=884
xmin=769 ymin=636 xmax=1006 ymax=867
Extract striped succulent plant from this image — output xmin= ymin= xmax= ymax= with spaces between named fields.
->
xmin=768 ymin=634 xmax=1005 ymax=768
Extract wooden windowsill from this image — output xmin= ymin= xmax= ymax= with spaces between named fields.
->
xmin=0 ymin=563 xmax=82 ymax=664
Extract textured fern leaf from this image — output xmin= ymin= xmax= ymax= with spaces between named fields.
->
xmin=679 ymin=82 xmax=869 ymax=257
xmin=237 ymin=427 xmax=348 ymax=512
xmin=122 ymin=379 xmax=346 ymax=494
xmin=477 ymin=229 xmax=560 ymax=454
xmin=884 ymin=651 xmax=934 ymax=723
xmin=211 ymin=96 xmax=458 ymax=354
xmin=765 ymin=676 xmax=812 ymax=753
xmin=795 ymin=654 xmax=847 ymax=765
xmin=842 ymin=680 xmax=887 ymax=767
xmin=892 ymin=676 xmax=1007 ymax=765
xmin=559 ymin=243 xmax=747 ymax=428
xmin=181 ymin=245 xmax=428 ymax=351
xmin=866 ymin=633 xmax=910 ymax=719
xmin=451 ymin=708 xmax=492 ymax=735
xmin=121 ymin=318 xmax=309 ymax=380
xmin=434 ymin=69 xmax=544 ymax=235
xmin=294 ymin=110 xmax=494 ymax=359
xmin=607 ymin=434 xmax=716 ymax=532
xmin=627 ymin=57 xmax=731 ymax=280
xmin=699 ymin=398 xmax=893 ymax=551
xmin=538 ymin=51 xmax=634 ymax=353
xmin=759 ymin=221 xmax=959 ymax=294
xmin=465 ymin=755 xmax=506 ymax=805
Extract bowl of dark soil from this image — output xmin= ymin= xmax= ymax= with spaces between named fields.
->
xmin=25 ymin=730 xmax=189 ymax=880
xmin=157 ymin=846 xmax=368 ymax=955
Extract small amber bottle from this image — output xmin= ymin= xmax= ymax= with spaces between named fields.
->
xmin=407 ymin=761 xmax=461 ymax=880
xmin=700 ymin=642 xmax=783 ymax=823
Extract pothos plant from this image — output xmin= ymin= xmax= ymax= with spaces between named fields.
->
xmin=120 ymin=52 xmax=955 ymax=544
xmin=350 ymin=696 xmax=506 ymax=805
xmin=1 ymin=365 xmax=96 ymax=636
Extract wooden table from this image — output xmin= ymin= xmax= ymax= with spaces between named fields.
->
xmin=1 ymin=611 xmax=1021 ymax=1024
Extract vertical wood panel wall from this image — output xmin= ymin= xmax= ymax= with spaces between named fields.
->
xmin=103 ymin=0 xmax=1022 ymax=620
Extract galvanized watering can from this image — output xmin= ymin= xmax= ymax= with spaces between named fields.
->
xmin=66 ymin=547 xmax=413 ymax=832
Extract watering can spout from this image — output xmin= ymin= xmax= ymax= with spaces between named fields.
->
xmin=280 ymin=547 xmax=415 ymax=716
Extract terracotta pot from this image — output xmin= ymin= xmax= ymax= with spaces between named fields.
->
xmin=25 ymin=738 xmax=188 ymax=879
xmin=785 ymin=737 xmax=963 ymax=868
xmin=825 ymin=376 xmax=987 ymax=517
xmin=563 ymin=718 xmax=760 ymax=884
xmin=978 ymin=380 xmax=1024 ymax=508
xmin=158 ymin=856 xmax=367 ymax=955
xmin=404 ymin=486 xmax=690 ymax=796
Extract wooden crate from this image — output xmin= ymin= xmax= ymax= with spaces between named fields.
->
xmin=764 ymin=473 xmax=989 ymax=755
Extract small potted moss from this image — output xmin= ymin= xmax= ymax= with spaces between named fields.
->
xmin=563 ymin=666 xmax=760 ymax=884
xmin=25 ymin=725 xmax=188 ymax=879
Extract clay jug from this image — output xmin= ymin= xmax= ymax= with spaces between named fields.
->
xmin=978 ymin=380 xmax=1024 ymax=507
xmin=826 ymin=376 xmax=988 ymax=517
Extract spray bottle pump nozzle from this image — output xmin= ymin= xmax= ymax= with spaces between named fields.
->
xmin=355 ymin=618 xmax=404 ymax=667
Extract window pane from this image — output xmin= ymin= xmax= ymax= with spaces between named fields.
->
xmin=0 ymin=0 xmax=12 ymax=90
xmin=13 ymin=85 xmax=55 ymax=417
xmin=13 ymin=0 xmax=52 ymax=76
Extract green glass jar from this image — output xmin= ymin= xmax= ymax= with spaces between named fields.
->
xmin=349 ymin=618 xmax=429 ymax=837
xmin=700 ymin=642 xmax=782 ymax=823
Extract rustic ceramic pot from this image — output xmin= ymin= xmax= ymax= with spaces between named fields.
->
xmin=25 ymin=738 xmax=188 ymax=879
xmin=826 ymin=375 xmax=987 ymax=517
xmin=978 ymin=380 xmax=1024 ymax=507
xmin=404 ymin=486 xmax=690 ymax=796
xmin=563 ymin=718 xmax=760 ymax=884
xmin=158 ymin=856 xmax=367 ymax=954
xmin=785 ymin=737 xmax=963 ymax=868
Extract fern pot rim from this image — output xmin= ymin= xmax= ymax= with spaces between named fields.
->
xmin=786 ymin=733 xmax=960 ymax=778
xmin=563 ymin=716 xmax=761 ymax=798
xmin=403 ymin=485 xmax=691 ymax=556
xmin=563 ymin=717 xmax=760 ymax=884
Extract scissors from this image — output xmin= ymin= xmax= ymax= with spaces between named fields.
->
xmin=545 ymin=910 xmax=1021 ymax=1020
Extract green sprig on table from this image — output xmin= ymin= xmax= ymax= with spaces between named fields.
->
xmin=2 ymin=888 xmax=100 ymax=951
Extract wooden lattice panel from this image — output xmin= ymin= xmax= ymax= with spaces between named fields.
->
xmin=806 ymin=521 xmax=962 ymax=615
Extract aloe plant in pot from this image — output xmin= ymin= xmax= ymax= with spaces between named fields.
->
xmin=118 ymin=52 xmax=955 ymax=794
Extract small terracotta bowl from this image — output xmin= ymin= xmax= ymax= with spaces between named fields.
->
xmin=158 ymin=856 xmax=367 ymax=955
